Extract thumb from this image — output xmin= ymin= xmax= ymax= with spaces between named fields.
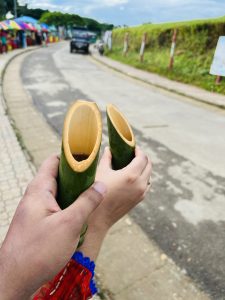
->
xmin=99 ymin=147 xmax=112 ymax=169
xmin=61 ymin=182 xmax=106 ymax=228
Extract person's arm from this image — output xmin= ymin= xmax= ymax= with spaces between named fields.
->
xmin=0 ymin=155 xmax=106 ymax=300
xmin=33 ymin=146 xmax=151 ymax=299
xmin=78 ymin=146 xmax=151 ymax=261
xmin=0 ymin=146 xmax=151 ymax=300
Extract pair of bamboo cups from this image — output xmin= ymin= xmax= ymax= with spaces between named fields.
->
xmin=56 ymin=100 xmax=136 ymax=246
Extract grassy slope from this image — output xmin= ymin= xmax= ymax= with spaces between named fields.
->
xmin=106 ymin=17 xmax=225 ymax=94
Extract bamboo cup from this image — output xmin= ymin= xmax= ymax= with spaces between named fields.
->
xmin=107 ymin=104 xmax=135 ymax=170
xmin=57 ymin=100 xmax=102 ymax=245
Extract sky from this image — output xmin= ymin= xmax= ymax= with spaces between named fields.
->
xmin=18 ymin=0 xmax=225 ymax=26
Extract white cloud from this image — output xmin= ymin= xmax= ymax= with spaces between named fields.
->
xmin=81 ymin=0 xmax=129 ymax=14
xmin=18 ymin=0 xmax=225 ymax=25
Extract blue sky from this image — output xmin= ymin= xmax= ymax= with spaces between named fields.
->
xmin=19 ymin=0 xmax=225 ymax=25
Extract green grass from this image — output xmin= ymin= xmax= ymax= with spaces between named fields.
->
xmin=106 ymin=16 xmax=225 ymax=94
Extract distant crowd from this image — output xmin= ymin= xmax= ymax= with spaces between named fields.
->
xmin=0 ymin=30 xmax=58 ymax=54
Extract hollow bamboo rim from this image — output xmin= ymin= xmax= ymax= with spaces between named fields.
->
xmin=63 ymin=100 xmax=102 ymax=173
xmin=107 ymin=104 xmax=135 ymax=147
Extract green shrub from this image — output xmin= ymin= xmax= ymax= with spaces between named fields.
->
xmin=106 ymin=17 xmax=225 ymax=94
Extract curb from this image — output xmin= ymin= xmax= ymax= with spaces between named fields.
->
xmin=0 ymin=47 xmax=40 ymax=113
xmin=90 ymin=50 xmax=225 ymax=110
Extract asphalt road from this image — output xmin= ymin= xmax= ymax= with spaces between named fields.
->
xmin=21 ymin=42 xmax=225 ymax=299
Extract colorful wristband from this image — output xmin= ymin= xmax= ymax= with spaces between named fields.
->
xmin=33 ymin=252 xmax=97 ymax=300
xmin=72 ymin=252 xmax=97 ymax=295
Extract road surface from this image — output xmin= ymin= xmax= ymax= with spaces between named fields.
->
xmin=21 ymin=42 xmax=225 ymax=299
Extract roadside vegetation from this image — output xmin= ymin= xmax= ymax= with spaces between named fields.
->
xmin=106 ymin=17 xmax=225 ymax=94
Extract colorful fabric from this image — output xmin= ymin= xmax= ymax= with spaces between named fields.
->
xmin=0 ymin=22 xmax=8 ymax=30
xmin=32 ymin=252 xmax=97 ymax=300
xmin=1 ymin=36 xmax=7 ymax=45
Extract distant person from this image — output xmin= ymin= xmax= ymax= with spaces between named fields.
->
xmin=42 ymin=32 xmax=48 ymax=47
xmin=22 ymin=31 xmax=27 ymax=48
xmin=1 ymin=31 xmax=7 ymax=54
xmin=98 ymin=41 xmax=105 ymax=56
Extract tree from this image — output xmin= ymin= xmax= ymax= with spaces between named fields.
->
xmin=17 ymin=5 xmax=48 ymax=20
xmin=40 ymin=12 xmax=85 ymax=27
xmin=40 ymin=12 xmax=67 ymax=26
xmin=39 ymin=11 xmax=113 ymax=32
xmin=5 ymin=0 xmax=15 ymax=14
xmin=0 ymin=0 xmax=20 ymax=17
xmin=0 ymin=0 xmax=7 ymax=19
xmin=83 ymin=17 xmax=101 ymax=32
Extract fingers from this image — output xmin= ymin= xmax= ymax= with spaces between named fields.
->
xmin=140 ymin=158 xmax=152 ymax=185
xmin=61 ymin=182 xmax=106 ymax=229
xmin=37 ymin=154 xmax=59 ymax=179
xmin=98 ymin=147 xmax=112 ymax=169
xmin=28 ymin=154 xmax=59 ymax=197
xmin=124 ymin=146 xmax=148 ymax=176
xmin=141 ymin=159 xmax=152 ymax=198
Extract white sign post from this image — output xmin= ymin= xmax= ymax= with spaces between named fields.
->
xmin=210 ymin=36 xmax=225 ymax=84
xmin=140 ymin=32 xmax=147 ymax=62
xmin=123 ymin=33 xmax=129 ymax=56
xmin=169 ymin=29 xmax=177 ymax=70
xmin=108 ymin=31 xmax=112 ymax=51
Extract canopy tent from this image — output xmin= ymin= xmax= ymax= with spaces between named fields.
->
xmin=16 ymin=20 xmax=31 ymax=30
xmin=48 ymin=25 xmax=57 ymax=32
xmin=0 ymin=16 xmax=54 ymax=35
xmin=15 ymin=17 xmax=47 ymax=32
xmin=27 ymin=23 xmax=37 ymax=31
xmin=41 ymin=23 xmax=49 ymax=32
xmin=15 ymin=16 xmax=38 ymax=24
xmin=0 ymin=21 xmax=8 ymax=30
xmin=34 ymin=23 xmax=42 ymax=31
xmin=4 ymin=20 xmax=22 ymax=30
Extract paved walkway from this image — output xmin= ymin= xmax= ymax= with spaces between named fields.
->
xmin=91 ymin=49 xmax=225 ymax=109
xmin=0 ymin=49 xmax=36 ymax=244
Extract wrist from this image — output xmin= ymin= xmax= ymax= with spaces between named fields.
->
xmin=88 ymin=213 xmax=113 ymax=234
xmin=78 ymin=222 xmax=108 ymax=261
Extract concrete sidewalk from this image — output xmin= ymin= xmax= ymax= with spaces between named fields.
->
xmin=90 ymin=49 xmax=225 ymax=109
xmin=1 ymin=47 xmax=210 ymax=300
xmin=0 ymin=48 xmax=37 ymax=244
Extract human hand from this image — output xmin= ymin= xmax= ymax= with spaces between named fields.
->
xmin=0 ymin=155 xmax=106 ymax=300
xmin=77 ymin=146 xmax=151 ymax=261
xmin=92 ymin=146 xmax=152 ymax=231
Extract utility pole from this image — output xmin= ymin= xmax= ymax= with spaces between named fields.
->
xmin=14 ymin=0 xmax=17 ymax=18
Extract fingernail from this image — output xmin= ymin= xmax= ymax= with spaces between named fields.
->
xmin=93 ymin=182 xmax=107 ymax=195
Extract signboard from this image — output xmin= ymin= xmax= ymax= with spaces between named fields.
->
xmin=210 ymin=36 xmax=225 ymax=76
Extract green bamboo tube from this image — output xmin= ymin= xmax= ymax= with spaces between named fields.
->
xmin=106 ymin=104 xmax=135 ymax=170
xmin=57 ymin=100 xmax=102 ymax=245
